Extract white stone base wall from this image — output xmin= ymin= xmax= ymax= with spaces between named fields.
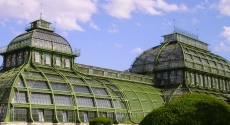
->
xmin=0 ymin=123 xmax=138 ymax=125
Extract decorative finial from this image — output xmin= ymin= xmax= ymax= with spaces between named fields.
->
xmin=40 ymin=3 xmax=43 ymax=19
xmin=197 ymin=29 xmax=199 ymax=40
xmin=173 ymin=19 xmax=175 ymax=31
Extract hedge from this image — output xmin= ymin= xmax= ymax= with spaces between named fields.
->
xmin=140 ymin=93 xmax=230 ymax=125
xmin=89 ymin=117 xmax=112 ymax=125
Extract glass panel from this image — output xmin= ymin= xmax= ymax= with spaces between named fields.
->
xmin=115 ymin=92 xmax=123 ymax=98
xmin=44 ymin=109 xmax=53 ymax=122
xmin=116 ymin=113 xmax=125 ymax=123
xmin=158 ymin=44 xmax=175 ymax=62
xmin=209 ymin=61 xmax=216 ymax=66
xmin=11 ymin=54 xmax=16 ymax=66
xmin=79 ymin=111 xmax=89 ymax=122
xmin=77 ymin=97 xmax=94 ymax=107
xmin=170 ymin=71 xmax=176 ymax=84
xmin=99 ymin=112 xmax=106 ymax=117
xmin=201 ymin=58 xmax=208 ymax=64
xmin=57 ymin=110 xmax=69 ymax=122
xmin=113 ymin=100 xmax=122 ymax=109
xmin=212 ymin=68 xmax=218 ymax=74
xmin=23 ymin=72 xmax=43 ymax=78
xmin=67 ymin=111 xmax=74 ymax=122
xmin=45 ymin=74 xmax=64 ymax=81
xmin=45 ymin=53 xmax=51 ymax=65
xmin=50 ymin=82 xmax=69 ymax=91
xmin=10 ymin=108 xmax=27 ymax=121
xmin=55 ymin=57 xmax=61 ymax=66
xmin=24 ymin=51 xmax=29 ymax=63
xmin=55 ymin=95 xmax=73 ymax=105
xmin=65 ymin=59 xmax=70 ymax=68
xmin=12 ymin=91 xmax=27 ymax=103
xmin=193 ymin=56 xmax=201 ymax=62
xmin=107 ymin=112 xmax=114 ymax=122
xmin=217 ymin=63 xmax=223 ymax=68
xmin=92 ymin=88 xmax=108 ymax=95
xmin=96 ymin=99 xmax=112 ymax=108
xmin=107 ymin=85 xmax=118 ymax=91
xmin=185 ymin=54 xmax=192 ymax=60
xmin=32 ymin=109 xmax=44 ymax=122
xmin=67 ymin=77 xmax=84 ymax=84
xmin=16 ymin=78 xmax=25 ymax=87
xmin=86 ymin=80 xmax=97 ymax=84
xmin=73 ymin=85 xmax=90 ymax=93
xmin=17 ymin=52 xmax=23 ymax=65
xmin=34 ymin=51 xmax=41 ymax=63
xmin=178 ymin=71 xmax=185 ymax=83
xmin=5 ymin=55 xmax=11 ymax=67
xmin=27 ymin=80 xmax=48 ymax=89
xmin=0 ymin=105 xmax=7 ymax=120
xmin=31 ymin=93 xmax=52 ymax=104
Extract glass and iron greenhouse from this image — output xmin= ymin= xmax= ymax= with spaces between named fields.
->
xmin=0 ymin=19 xmax=229 ymax=125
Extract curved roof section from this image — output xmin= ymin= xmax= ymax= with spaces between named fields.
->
xmin=7 ymin=21 xmax=72 ymax=54
xmin=0 ymin=64 xmax=164 ymax=123
xmin=130 ymin=34 xmax=230 ymax=77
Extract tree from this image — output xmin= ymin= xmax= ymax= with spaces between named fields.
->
xmin=89 ymin=117 xmax=112 ymax=125
xmin=140 ymin=93 xmax=230 ymax=125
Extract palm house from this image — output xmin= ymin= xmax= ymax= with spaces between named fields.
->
xmin=130 ymin=27 xmax=230 ymax=102
xmin=0 ymin=19 xmax=229 ymax=125
xmin=0 ymin=19 xmax=163 ymax=125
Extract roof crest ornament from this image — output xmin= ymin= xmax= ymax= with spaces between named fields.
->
xmin=40 ymin=3 xmax=43 ymax=20
xmin=174 ymin=26 xmax=199 ymax=40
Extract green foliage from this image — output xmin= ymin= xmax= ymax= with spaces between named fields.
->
xmin=140 ymin=93 xmax=230 ymax=125
xmin=89 ymin=117 xmax=112 ymax=125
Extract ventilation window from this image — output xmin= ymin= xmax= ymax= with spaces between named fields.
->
xmin=34 ymin=51 xmax=41 ymax=63
xmin=65 ymin=59 xmax=70 ymax=68
xmin=55 ymin=57 xmax=61 ymax=66
xmin=45 ymin=53 xmax=51 ymax=65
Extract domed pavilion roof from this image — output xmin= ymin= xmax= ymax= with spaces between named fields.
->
xmin=130 ymin=31 xmax=230 ymax=77
xmin=6 ymin=19 xmax=72 ymax=54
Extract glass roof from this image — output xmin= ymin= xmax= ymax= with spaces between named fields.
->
xmin=7 ymin=29 xmax=72 ymax=54
xmin=130 ymin=41 xmax=230 ymax=76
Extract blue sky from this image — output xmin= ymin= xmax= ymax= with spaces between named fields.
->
xmin=0 ymin=0 xmax=230 ymax=71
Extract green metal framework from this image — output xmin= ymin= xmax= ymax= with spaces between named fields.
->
xmin=0 ymin=19 xmax=164 ymax=124
xmin=130 ymin=30 xmax=230 ymax=102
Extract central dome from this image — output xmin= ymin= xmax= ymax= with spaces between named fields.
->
xmin=7 ymin=19 xmax=72 ymax=54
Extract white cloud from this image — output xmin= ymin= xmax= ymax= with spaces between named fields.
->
xmin=134 ymin=0 xmax=162 ymax=15
xmin=215 ymin=42 xmax=230 ymax=52
xmin=218 ymin=0 xmax=230 ymax=16
xmin=221 ymin=26 xmax=230 ymax=42
xmin=195 ymin=4 xmax=206 ymax=10
xmin=108 ymin=23 xmax=119 ymax=33
xmin=10 ymin=27 xmax=22 ymax=36
xmin=103 ymin=0 xmax=135 ymax=19
xmin=89 ymin=21 xmax=100 ymax=30
xmin=0 ymin=20 xmax=5 ymax=26
xmin=103 ymin=0 xmax=188 ymax=19
xmin=61 ymin=31 xmax=68 ymax=37
xmin=16 ymin=20 xmax=25 ymax=25
xmin=215 ymin=26 xmax=230 ymax=52
xmin=130 ymin=47 xmax=143 ymax=53
xmin=192 ymin=18 xmax=199 ymax=25
xmin=0 ymin=0 xmax=97 ymax=31
xmin=113 ymin=43 xmax=123 ymax=48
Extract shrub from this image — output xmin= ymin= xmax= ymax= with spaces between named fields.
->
xmin=140 ymin=93 xmax=230 ymax=125
xmin=89 ymin=117 xmax=112 ymax=125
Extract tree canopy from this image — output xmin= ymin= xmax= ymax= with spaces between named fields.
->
xmin=140 ymin=93 xmax=230 ymax=125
